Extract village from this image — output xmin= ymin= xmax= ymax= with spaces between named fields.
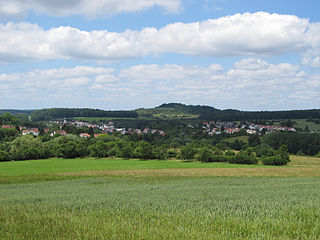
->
xmin=1 ymin=118 xmax=298 ymax=138
xmin=0 ymin=119 xmax=166 ymax=138
xmin=201 ymin=121 xmax=297 ymax=135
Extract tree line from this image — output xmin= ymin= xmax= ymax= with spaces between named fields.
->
xmin=31 ymin=108 xmax=139 ymax=121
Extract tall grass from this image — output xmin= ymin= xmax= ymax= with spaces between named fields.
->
xmin=1 ymin=177 xmax=320 ymax=239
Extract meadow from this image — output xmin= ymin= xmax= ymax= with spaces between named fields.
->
xmin=1 ymin=156 xmax=320 ymax=239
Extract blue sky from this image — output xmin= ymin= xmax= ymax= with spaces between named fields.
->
xmin=0 ymin=0 xmax=320 ymax=110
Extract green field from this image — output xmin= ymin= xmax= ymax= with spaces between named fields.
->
xmin=223 ymin=135 xmax=249 ymax=144
xmin=74 ymin=117 xmax=140 ymax=122
xmin=1 ymin=156 xmax=320 ymax=239
xmin=293 ymin=119 xmax=320 ymax=133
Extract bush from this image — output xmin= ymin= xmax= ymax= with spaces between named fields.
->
xmin=261 ymin=156 xmax=289 ymax=165
xmin=0 ymin=150 xmax=10 ymax=161
xmin=167 ymin=149 xmax=177 ymax=159
xmin=229 ymin=152 xmax=258 ymax=165
xmin=225 ymin=150 xmax=235 ymax=156
xmin=211 ymin=155 xmax=229 ymax=162
xmin=255 ymin=144 xmax=276 ymax=158
xmin=296 ymin=150 xmax=304 ymax=156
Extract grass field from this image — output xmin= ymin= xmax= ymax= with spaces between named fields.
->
xmin=223 ymin=135 xmax=249 ymax=144
xmin=74 ymin=117 xmax=140 ymax=122
xmin=293 ymin=119 xmax=320 ymax=133
xmin=1 ymin=156 xmax=320 ymax=239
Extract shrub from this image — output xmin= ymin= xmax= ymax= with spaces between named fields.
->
xmin=225 ymin=150 xmax=235 ymax=156
xmin=261 ymin=156 xmax=289 ymax=165
xmin=211 ymin=155 xmax=229 ymax=162
xmin=277 ymin=145 xmax=290 ymax=163
xmin=296 ymin=150 xmax=304 ymax=156
xmin=255 ymin=144 xmax=276 ymax=158
xmin=0 ymin=150 xmax=10 ymax=161
xmin=229 ymin=152 xmax=258 ymax=165
xmin=167 ymin=149 xmax=177 ymax=159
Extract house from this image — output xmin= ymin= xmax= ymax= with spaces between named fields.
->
xmin=22 ymin=128 xmax=40 ymax=136
xmin=80 ymin=133 xmax=90 ymax=138
xmin=51 ymin=130 xmax=67 ymax=136
xmin=1 ymin=125 xmax=15 ymax=129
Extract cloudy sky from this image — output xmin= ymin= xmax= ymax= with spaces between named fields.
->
xmin=0 ymin=0 xmax=319 ymax=110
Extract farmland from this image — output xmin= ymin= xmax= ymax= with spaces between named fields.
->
xmin=1 ymin=156 xmax=320 ymax=239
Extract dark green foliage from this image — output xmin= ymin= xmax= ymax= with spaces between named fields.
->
xmin=179 ymin=145 xmax=197 ymax=161
xmin=255 ymin=144 xmax=276 ymax=158
xmin=197 ymin=148 xmax=214 ymax=162
xmin=134 ymin=142 xmax=155 ymax=160
xmin=215 ymin=142 xmax=226 ymax=151
xmin=153 ymin=147 xmax=168 ymax=160
xmin=211 ymin=155 xmax=229 ymax=162
xmin=226 ymin=139 xmax=246 ymax=150
xmin=229 ymin=151 xmax=258 ymax=165
xmin=296 ymin=150 xmax=304 ymax=156
xmin=31 ymin=108 xmax=138 ymax=121
xmin=157 ymin=103 xmax=219 ymax=115
xmin=261 ymin=156 xmax=288 ymax=165
xmin=0 ymin=128 xmax=20 ymax=142
xmin=201 ymin=108 xmax=320 ymax=121
xmin=277 ymin=145 xmax=290 ymax=162
xmin=167 ymin=149 xmax=178 ymax=158
xmin=263 ymin=132 xmax=320 ymax=155
xmin=89 ymin=141 xmax=109 ymax=158
xmin=224 ymin=150 xmax=235 ymax=156
xmin=248 ymin=135 xmax=260 ymax=147
xmin=9 ymin=135 xmax=47 ymax=160
xmin=119 ymin=145 xmax=135 ymax=159
xmin=0 ymin=150 xmax=10 ymax=161
xmin=48 ymin=136 xmax=88 ymax=159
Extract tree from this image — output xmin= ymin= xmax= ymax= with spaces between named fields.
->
xmin=180 ymin=145 xmax=197 ymax=162
xmin=248 ymin=135 xmax=260 ymax=147
xmin=197 ymin=147 xmax=213 ymax=162
xmin=277 ymin=144 xmax=290 ymax=163
xmin=9 ymin=135 xmax=46 ymax=160
xmin=134 ymin=142 xmax=154 ymax=159
xmin=89 ymin=141 xmax=109 ymax=158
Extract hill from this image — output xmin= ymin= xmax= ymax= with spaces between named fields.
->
xmin=30 ymin=108 xmax=138 ymax=121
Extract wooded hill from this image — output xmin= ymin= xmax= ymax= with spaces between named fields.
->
xmin=1 ymin=103 xmax=320 ymax=121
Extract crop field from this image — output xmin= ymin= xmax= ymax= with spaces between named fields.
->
xmin=1 ymin=156 xmax=320 ymax=239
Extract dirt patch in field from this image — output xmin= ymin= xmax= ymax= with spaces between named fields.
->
xmin=56 ymin=167 xmax=320 ymax=178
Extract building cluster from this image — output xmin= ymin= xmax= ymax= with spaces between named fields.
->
xmin=1 ymin=120 xmax=165 ymax=138
xmin=202 ymin=121 xmax=296 ymax=135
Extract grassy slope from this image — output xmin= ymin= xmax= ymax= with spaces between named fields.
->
xmin=223 ymin=136 xmax=250 ymax=144
xmin=293 ymin=119 xmax=320 ymax=133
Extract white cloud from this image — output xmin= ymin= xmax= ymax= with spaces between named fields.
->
xmin=0 ymin=0 xmax=181 ymax=19
xmin=0 ymin=12 xmax=320 ymax=62
xmin=1 ymin=60 xmax=319 ymax=110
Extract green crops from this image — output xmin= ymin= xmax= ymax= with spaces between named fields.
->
xmin=1 ymin=177 xmax=319 ymax=239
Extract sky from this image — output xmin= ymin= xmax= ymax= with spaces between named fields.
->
xmin=0 ymin=0 xmax=320 ymax=111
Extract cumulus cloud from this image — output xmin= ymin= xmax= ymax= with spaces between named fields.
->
xmin=0 ymin=12 xmax=320 ymax=62
xmin=1 ymin=59 xmax=319 ymax=110
xmin=0 ymin=0 xmax=181 ymax=19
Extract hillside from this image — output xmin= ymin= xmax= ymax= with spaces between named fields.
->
xmin=2 ymin=103 xmax=320 ymax=121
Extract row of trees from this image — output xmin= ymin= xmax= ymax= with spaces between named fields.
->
xmin=0 ymin=134 xmax=290 ymax=166
xmin=179 ymin=144 xmax=290 ymax=165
